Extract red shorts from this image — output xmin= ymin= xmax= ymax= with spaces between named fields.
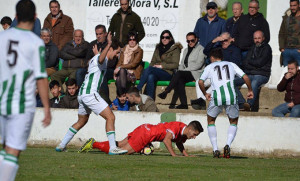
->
xmin=127 ymin=124 xmax=153 ymax=152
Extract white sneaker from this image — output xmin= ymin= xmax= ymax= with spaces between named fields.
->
xmin=108 ymin=147 xmax=128 ymax=155
xmin=55 ymin=145 xmax=67 ymax=152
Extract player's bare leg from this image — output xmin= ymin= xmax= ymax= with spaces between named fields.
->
xmin=117 ymin=137 xmax=129 ymax=148
xmin=119 ymin=143 xmax=136 ymax=155
xmin=56 ymin=114 xmax=89 ymax=152
xmin=207 ymin=115 xmax=220 ymax=158
xmin=100 ymin=107 xmax=127 ymax=155
xmin=224 ymin=117 xmax=239 ymax=158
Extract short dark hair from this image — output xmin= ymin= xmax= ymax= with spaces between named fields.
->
xmin=127 ymin=87 xmax=140 ymax=97
xmin=16 ymin=0 xmax=36 ymax=23
xmin=288 ymin=60 xmax=299 ymax=67
xmin=249 ymin=0 xmax=260 ymax=7
xmin=49 ymin=80 xmax=60 ymax=89
xmin=127 ymin=31 xmax=138 ymax=43
xmin=186 ymin=32 xmax=198 ymax=39
xmin=111 ymin=38 xmax=122 ymax=50
xmin=209 ymin=47 xmax=223 ymax=60
xmin=49 ymin=0 xmax=60 ymax=8
xmin=1 ymin=16 xmax=12 ymax=25
xmin=290 ymin=0 xmax=299 ymax=4
xmin=95 ymin=24 xmax=106 ymax=32
xmin=117 ymin=88 xmax=126 ymax=97
xmin=188 ymin=121 xmax=204 ymax=133
xmin=65 ymin=78 xmax=77 ymax=86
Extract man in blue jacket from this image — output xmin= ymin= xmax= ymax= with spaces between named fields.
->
xmin=194 ymin=2 xmax=226 ymax=48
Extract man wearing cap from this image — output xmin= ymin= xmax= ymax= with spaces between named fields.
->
xmin=194 ymin=1 xmax=226 ymax=48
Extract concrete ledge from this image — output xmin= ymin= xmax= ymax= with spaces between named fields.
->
xmin=27 ymin=108 xmax=300 ymax=156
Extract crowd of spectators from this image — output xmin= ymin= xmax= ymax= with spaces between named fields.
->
xmin=1 ymin=0 xmax=299 ymax=116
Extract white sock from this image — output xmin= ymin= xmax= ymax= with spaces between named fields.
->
xmin=0 ymin=150 xmax=5 ymax=163
xmin=0 ymin=154 xmax=19 ymax=181
xmin=107 ymin=131 xmax=117 ymax=150
xmin=207 ymin=124 xmax=218 ymax=151
xmin=59 ymin=127 xmax=78 ymax=148
xmin=226 ymin=124 xmax=237 ymax=147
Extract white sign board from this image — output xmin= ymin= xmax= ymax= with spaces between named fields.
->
xmin=86 ymin=0 xmax=182 ymax=51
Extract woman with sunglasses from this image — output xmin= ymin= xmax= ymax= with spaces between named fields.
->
xmin=158 ymin=32 xmax=206 ymax=109
xmin=114 ymin=31 xmax=143 ymax=94
xmin=137 ymin=30 xmax=182 ymax=99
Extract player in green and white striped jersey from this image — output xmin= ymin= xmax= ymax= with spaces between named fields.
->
xmin=0 ymin=1 xmax=51 ymax=180
xmin=56 ymin=32 xmax=128 ymax=155
xmin=199 ymin=48 xmax=253 ymax=158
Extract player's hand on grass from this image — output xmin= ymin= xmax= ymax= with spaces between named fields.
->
xmin=205 ymin=93 xmax=211 ymax=101
xmin=247 ymin=91 xmax=254 ymax=99
xmin=42 ymin=109 xmax=51 ymax=128
xmin=187 ymin=155 xmax=197 ymax=157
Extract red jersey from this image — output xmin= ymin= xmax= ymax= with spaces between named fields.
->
xmin=127 ymin=121 xmax=187 ymax=152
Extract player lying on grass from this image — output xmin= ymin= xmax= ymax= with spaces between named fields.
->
xmin=199 ymin=47 xmax=253 ymax=158
xmin=79 ymin=121 xmax=203 ymax=156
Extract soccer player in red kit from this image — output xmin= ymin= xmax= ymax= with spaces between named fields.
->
xmin=79 ymin=121 xmax=203 ymax=156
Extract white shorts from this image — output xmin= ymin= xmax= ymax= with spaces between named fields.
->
xmin=78 ymin=93 xmax=108 ymax=115
xmin=207 ymin=101 xmax=239 ymax=119
xmin=0 ymin=112 xmax=35 ymax=151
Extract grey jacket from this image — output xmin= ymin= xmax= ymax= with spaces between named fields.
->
xmin=178 ymin=43 xmax=206 ymax=80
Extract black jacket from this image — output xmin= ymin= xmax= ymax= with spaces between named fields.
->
xmin=233 ymin=13 xmax=270 ymax=50
xmin=243 ymin=42 xmax=272 ymax=77
xmin=45 ymin=41 xmax=59 ymax=69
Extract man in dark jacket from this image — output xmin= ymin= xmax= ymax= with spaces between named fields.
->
xmin=235 ymin=30 xmax=272 ymax=111
xmin=194 ymin=2 xmax=226 ymax=48
xmin=226 ymin=2 xmax=243 ymax=36
xmin=51 ymin=29 xmax=89 ymax=86
xmin=278 ymin=0 xmax=300 ymax=67
xmin=108 ymin=0 xmax=145 ymax=47
xmin=272 ymin=60 xmax=300 ymax=117
xmin=233 ymin=0 xmax=270 ymax=59
xmin=49 ymin=80 xmax=64 ymax=108
xmin=43 ymin=0 xmax=74 ymax=50
xmin=40 ymin=28 xmax=59 ymax=76
xmin=59 ymin=79 xmax=79 ymax=109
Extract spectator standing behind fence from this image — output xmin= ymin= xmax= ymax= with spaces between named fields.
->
xmin=50 ymin=29 xmax=89 ymax=86
xmin=157 ymin=32 xmax=206 ymax=109
xmin=43 ymin=0 xmax=74 ymax=50
xmin=234 ymin=30 xmax=272 ymax=111
xmin=126 ymin=87 xmax=159 ymax=112
xmin=40 ymin=28 xmax=59 ymax=76
xmin=58 ymin=79 xmax=79 ymax=109
xmin=233 ymin=0 xmax=270 ymax=60
xmin=279 ymin=0 xmax=300 ymax=67
xmin=11 ymin=17 xmax=41 ymax=36
xmin=272 ymin=60 xmax=300 ymax=117
xmin=194 ymin=2 xmax=226 ymax=48
xmin=49 ymin=80 xmax=65 ymax=108
xmin=137 ymin=30 xmax=182 ymax=99
xmin=226 ymin=2 xmax=243 ymax=37
xmin=114 ymin=31 xmax=143 ymax=94
xmin=108 ymin=0 xmax=145 ymax=47
xmin=1 ymin=16 xmax=12 ymax=30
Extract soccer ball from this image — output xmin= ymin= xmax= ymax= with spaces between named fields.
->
xmin=140 ymin=143 xmax=154 ymax=155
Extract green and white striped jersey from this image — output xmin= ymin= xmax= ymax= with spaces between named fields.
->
xmin=0 ymin=27 xmax=47 ymax=115
xmin=79 ymin=54 xmax=107 ymax=96
xmin=200 ymin=61 xmax=245 ymax=106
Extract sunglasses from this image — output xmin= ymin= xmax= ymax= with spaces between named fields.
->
xmin=161 ymin=36 xmax=171 ymax=40
xmin=206 ymin=6 xmax=216 ymax=10
xmin=187 ymin=39 xmax=196 ymax=43
xmin=129 ymin=38 xmax=136 ymax=41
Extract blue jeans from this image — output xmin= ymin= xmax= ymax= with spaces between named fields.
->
xmin=272 ymin=103 xmax=300 ymax=117
xmin=137 ymin=66 xmax=172 ymax=99
xmin=282 ymin=48 xmax=300 ymax=67
xmin=75 ymin=68 xmax=87 ymax=88
xmin=235 ymin=74 xmax=269 ymax=107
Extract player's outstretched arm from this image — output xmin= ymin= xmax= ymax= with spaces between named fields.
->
xmin=242 ymin=75 xmax=254 ymax=99
xmin=176 ymin=142 xmax=189 ymax=157
xmin=98 ymin=32 xmax=112 ymax=64
xmin=163 ymin=132 xmax=177 ymax=157
xmin=36 ymin=78 xmax=51 ymax=127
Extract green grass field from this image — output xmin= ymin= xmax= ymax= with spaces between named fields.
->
xmin=16 ymin=147 xmax=300 ymax=181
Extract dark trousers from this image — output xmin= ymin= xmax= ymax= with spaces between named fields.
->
xmin=100 ymin=68 xmax=114 ymax=104
xmin=166 ymin=71 xmax=194 ymax=106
